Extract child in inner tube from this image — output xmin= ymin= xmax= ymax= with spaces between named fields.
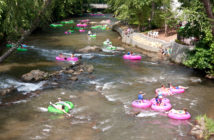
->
xmin=59 ymin=53 xmax=67 ymax=59
xmin=169 ymin=108 xmax=187 ymax=114
xmin=168 ymin=83 xmax=189 ymax=89
xmin=50 ymin=101 xmax=71 ymax=117
xmin=138 ymin=91 xmax=146 ymax=103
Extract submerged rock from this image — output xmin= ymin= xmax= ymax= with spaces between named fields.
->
xmin=21 ymin=69 xmax=49 ymax=82
xmin=70 ymin=76 xmax=78 ymax=81
xmin=83 ymin=64 xmax=94 ymax=74
xmin=78 ymin=46 xmax=102 ymax=53
xmin=0 ymin=86 xmax=17 ymax=96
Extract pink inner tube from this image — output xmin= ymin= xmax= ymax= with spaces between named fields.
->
xmin=81 ymin=19 xmax=89 ymax=22
xmin=150 ymin=98 xmax=170 ymax=104
xmin=123 ymin=55 xmax=142 ymax=60
xmin=170 ymin=88 xmax=185 ymax=94
xmin=151 ymin=103 xmax=172 ymax=111
xmin=56 ymin=56 xmax=79 ymax=62
xmin=76 ymin=24 xmax=87 ymax=27
xmin=79 ymin=29 xmax=85 ymax=32
xmin=132 ymin=100 xmax=152 ymax=109
xmin=168 ymin=111 xmax=191 ymax=120
xmin=155 ymin=88 xmax=172 ymax=96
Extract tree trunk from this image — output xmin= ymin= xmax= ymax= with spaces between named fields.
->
xmin=0 ymin=0 xmax=53 ymax=63
xmin=151 ymin=1 xmax=155 ymax=21
xmin=165 ymin=20 xmax=168 ymax=36
xmin=200 ymin=0 xmax=214 ymax=35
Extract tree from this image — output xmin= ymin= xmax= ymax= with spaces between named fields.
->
xmin=178 ymin=0 xmax=214 ymax=75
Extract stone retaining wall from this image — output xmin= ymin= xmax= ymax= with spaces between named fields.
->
xmin=112 ymin=23 xmax=195 ymax=64
xmin=170 ymin=42 xmax=194 ymax=64
xmin=112 ymin=23 xmax=170 ymax=53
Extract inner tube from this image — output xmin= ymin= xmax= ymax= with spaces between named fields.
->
xmin=50 ymin=24 xmax=64 ymax=27
xmin=56 ymin=56 xmax=79 ymax=62
xmin=150 ymin=98 xmax=170 ymax=104
xmin=151 ymin=103 xmax=172 ymax=111
xmin=48 ymin=101 xmax=74 ymax=114
xmin=132 ymin=100 xmax=152 ymax=109
xmin=17 ymin=47 xmax=28 ymax=51
xmin=170 ymin=88 xmax=185 ymax=94
xmin=65 ymin=30 xmax=74 ymax=34
xmin=91 ymin=26 xmax=99 ymax=29
xmin=168 ymin=110 xmax=191 ymax=120
xmin=79 ymin=29 xmax=85 ymax=32
xmin=103 ymin=41 xmax=112 ymax=46
xmin=80 ymin=19 xmax=89 ymax=22
xmin=106 ymin=46 xmax=116 ymax=50
xmin=123 ymin=54 xmax=142 ymax=60
xmin=61 ymin=20 xmax=74 ymax=24
xmin=89 ymin=34 xmax=96 ymax=37
xmin=76 ymin=24 xmax=87 ymax=27
xmin=155 ymin=88 xmax=172 ymax=96
xmin=6 ymin=44 xmax=14 ymax=48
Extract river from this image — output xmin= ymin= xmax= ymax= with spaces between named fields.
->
xmin=0 ymin=15 xmax=214 ymax=140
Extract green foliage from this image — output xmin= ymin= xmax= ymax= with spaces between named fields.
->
xmin=0 ymin=0 xmax=105 ymax=42
xmin=108 ymin=0 xmax=173 ymax=31
xmin=179 ymin=0 xmax=214 ymax=75
xmin=196 ymin=115 xmax=214 ymax=140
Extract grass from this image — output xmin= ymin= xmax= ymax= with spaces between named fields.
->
xmin=196 ymin=115 xmax=214 ymax=140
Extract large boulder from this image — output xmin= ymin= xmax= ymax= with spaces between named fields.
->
xmin=0 ymin=86 xmax=17 ymax=96
xmin=21 ymin=70 xmax=49 ymax=82
xmin=78 ymin=46 xmax=102 ymax=53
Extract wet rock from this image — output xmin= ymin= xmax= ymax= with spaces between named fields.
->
xmin=78 ymin=46 xmax=102 ymax=53
xmin=64 ymin=69 xmax=74 ymax=74
xmin=79 ymin=69 xmax=84 ymax=72
xmin=190 ymin=117 xmax=207 ymax=139
xmin=206 ymin=74 xmax=214 ymax=79
xmin=116 ymin=47 xmax=125 ymax=51
xmin=0 ymin=86 xmax=17 ymax=96
xmin=84 ymin=64 xmax=94 ymax=74
xmin=88 ymin=75 xmax=95 ymax=79
xmin=21 ymin=70 xmax=49 ymax=82
xmin=70 ymin=76 xmax=78 ymax=81
xmin=73 ymin=71 xmax=81 ymax=75
xmin=51 ymin=82 xmax=59 ymax=86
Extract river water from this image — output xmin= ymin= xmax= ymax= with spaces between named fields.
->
xmin=0 ymin=15 xmax=214 ymax=140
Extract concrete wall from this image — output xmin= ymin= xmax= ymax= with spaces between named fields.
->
xmin=112 ymin=23 xmax=195 ymax=64
xmin=112 ymin=24 xmax=170 ymax=53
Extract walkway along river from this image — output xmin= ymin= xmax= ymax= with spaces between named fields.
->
xmin=0 ymin=15 xmax=214 ymax=140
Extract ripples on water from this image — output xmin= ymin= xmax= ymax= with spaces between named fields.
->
xmin=0 ymin=16 xmax=213 ymax=140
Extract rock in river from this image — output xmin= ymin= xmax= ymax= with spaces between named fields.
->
xmin=21 ymin=69 xmax=49 ymax=82
xmin=78 ymin=46 xmax=102 ymax=53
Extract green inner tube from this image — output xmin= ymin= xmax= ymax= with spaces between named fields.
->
xmin=103 ymin=41 xmax=112 ymax=46
xmin=101 ymin=27 xmax=106 ymax=30
xmin=48 ymin=101 xmax=74 ymax=114
xmin=90 ymin=34 xmax=96 ymax=37
xmin=6 ymin=44 xmax=13 ymax=48
xmin=106 ymin=46 xmax=116 ymax=50
xmin=17 ymin=47 xmax=28 ymax=51
xmin=74 ymin=27 xmax=82 ymax=30
xmin=91 ymin=26 xmax=99 ymax=29
xmin=61 ymin=20 xmax=74 ymax=24
xmin=50 ymin=24 xmax=64 ymax=27
xmin=68 ymin=30 xmax=74 ymax=33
